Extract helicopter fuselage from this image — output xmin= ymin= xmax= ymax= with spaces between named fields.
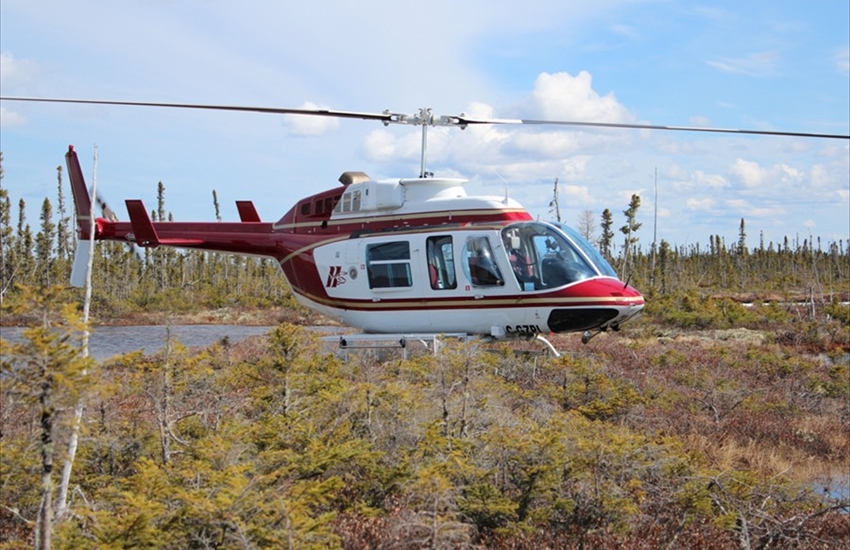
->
xmin=67 ymin=147 xmax=643 ymax=339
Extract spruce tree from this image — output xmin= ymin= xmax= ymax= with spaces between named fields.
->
xmin=619 ymin=194 xmax=641 ymax=275
xmin=55 ymin=165 xmax=72 ymax=267
xmin=35 ymin=199 xmax=56 ymax=289
xmin=737 ymin=218 xmax=748 ymax=256
xmin=0 ymin=187 xmax=15 ymax=304
xmin=599 ymin=208 xmax=615 ymax=260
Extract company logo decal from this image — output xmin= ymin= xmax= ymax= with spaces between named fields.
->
xmin=325 ymin=265 xmax=346 ymax=288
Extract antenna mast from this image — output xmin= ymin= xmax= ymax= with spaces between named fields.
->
xmin=650 ymin=167 xmax=658 ymax=287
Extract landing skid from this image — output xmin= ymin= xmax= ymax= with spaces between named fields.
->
xmin=322 ymin=332 xmax=562 ymax=359
xmin=535 ymin=334 xmax=561 ymax=358
xmin=322 ymin=333 xmax=471 ymax=359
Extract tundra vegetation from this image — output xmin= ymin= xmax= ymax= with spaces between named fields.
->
xmin=1 ymin=158 xmax=848 ymax=548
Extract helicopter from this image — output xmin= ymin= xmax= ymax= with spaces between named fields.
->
xmin=2 ymin=97 xmax=848 ymax=349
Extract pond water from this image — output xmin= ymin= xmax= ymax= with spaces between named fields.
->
xmin=1 ymin=325 xmax=273 ymax=361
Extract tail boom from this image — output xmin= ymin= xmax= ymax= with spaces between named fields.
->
xmin=65 ymin=144 xmax=280 ymax=256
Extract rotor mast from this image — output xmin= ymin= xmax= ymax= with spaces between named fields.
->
xmin=382 ymin=107 xmax=469 ymax=178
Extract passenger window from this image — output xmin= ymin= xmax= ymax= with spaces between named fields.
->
xmin=366 ymin=241 xmax=412 ymax=289
xmin=426 ymin=236 xmax=457 ymax=290
xmin=462 ymin=236 xmax=504 ymax=287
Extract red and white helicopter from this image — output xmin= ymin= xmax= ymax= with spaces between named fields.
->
xmin=3 ymin=97 xmax=847 ymax=351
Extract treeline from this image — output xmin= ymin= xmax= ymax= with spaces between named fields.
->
xmin=593 ymin=195 xmax=849 ymax=300
xmin=1 ymin=156 xmax=848 ymax=319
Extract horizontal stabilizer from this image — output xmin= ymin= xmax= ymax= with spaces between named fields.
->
xmin=236 ymin=200 xmax=261 ymax=222
xmin=125 ymin=200 xmax=159 ymax=246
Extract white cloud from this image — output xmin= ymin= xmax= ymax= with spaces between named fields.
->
xmin=0 ymin=106 xmax=27 ymax=127
xmin=730 ymin=159 xmax=767 ymax=187
xmin=362 ymin=129 xmax=400 ymax=162
xmin=357 ymin=70 xmax=636 ymax=182
xmin=609 ymin=23 xmax=641 ymax=41
xmin=282 ymin=102 xmax=340 ymax=137
xmin=698 ymin=171 xmax=728 ymax=188
xmin=0 ymin=52 xmax=39 ymax=125
xmin=518 ymin=71 xmax=633 ymax=123
xmin=836 ymin=46 xmax=850 ymax=76
xmin=706 ymin=51 xmax=779 ymax=76
xmin=729 ymin=158 xmax=805 ymax=190
xmin=564 ymin=184 xmax=593 ymax=204
xmin=748 ymin=206 xmax=786 ymax=218
xmin=725 ymin=199 xmax=749 ymax=209
xmin=688 ymin=115 xmax=713 ymax=127
xmin=0 ymin=51 xmax=33 ymax=83
xmin=510 ymin=131 xmax=583 ymax=158
xmin=686 ymin=197 xmax=715 ymax=211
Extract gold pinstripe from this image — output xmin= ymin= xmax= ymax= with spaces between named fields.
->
xmin=272 ymin=208 xmax=529 ymax=231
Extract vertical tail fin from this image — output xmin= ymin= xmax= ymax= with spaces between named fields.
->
xmin=65 ymin=145 xmax=93 ymax=239
xmin=66 ymin=146 xmax=94 ymax=288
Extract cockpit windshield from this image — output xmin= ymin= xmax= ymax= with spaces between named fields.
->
xmin=501 ymin=222 xmax=617 ymax=290
xmin=552 ymin=222 xmax=618 ymax=278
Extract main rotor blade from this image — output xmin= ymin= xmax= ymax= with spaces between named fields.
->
xmin=454 ymin=115 xmax=850 ymax=140
xmin=3 ymin=95 xmax=847 ymax=139
xmin=0 ymin=96 xmax=395 ymax=123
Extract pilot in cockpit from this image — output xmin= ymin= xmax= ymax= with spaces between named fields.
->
xmin=504 ymin=232 xmax=535 ymax=290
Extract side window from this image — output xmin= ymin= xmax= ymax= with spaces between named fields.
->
xmin=366 ymin=241 xmax=412 ymax=289
xmin=462 ymin=236 xmax=504 ymax=287
xmin=426 ymin=236 xmax=457 ymax=290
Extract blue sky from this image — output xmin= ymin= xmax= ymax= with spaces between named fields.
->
xmin=1 ymin=0 xmax=848 ymax=252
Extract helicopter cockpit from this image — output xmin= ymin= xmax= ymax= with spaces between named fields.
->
xmin=501 ymin=221 xmax=617 ymax=291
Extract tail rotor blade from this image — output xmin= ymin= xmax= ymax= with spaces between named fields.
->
xmin=70 ymin=240 xmax=93 ymax=288
xmin=93 ymin=190 xmax=119 ymax=222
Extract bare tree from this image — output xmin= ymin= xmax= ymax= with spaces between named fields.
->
xmin=577 ymin=209 xmax=596 ymax=242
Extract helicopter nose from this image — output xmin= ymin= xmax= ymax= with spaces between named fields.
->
xmin=545 ymin=277 xmax=644 ymax=334
xmin=610 ymin=280 xmax=644 ymax=301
